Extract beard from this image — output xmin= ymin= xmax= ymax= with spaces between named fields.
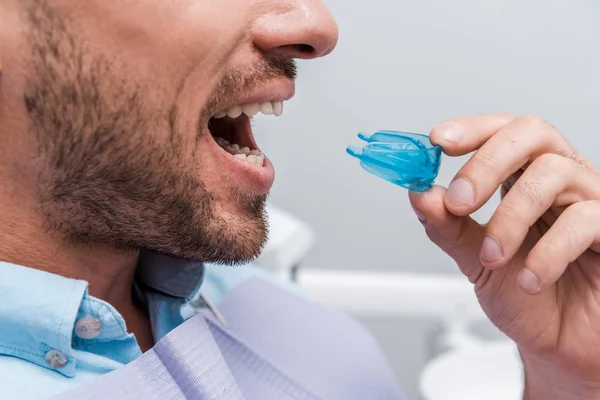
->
xmin=20 ymin=0 xmax=294 ymax=264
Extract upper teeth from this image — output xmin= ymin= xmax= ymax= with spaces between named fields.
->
xmin=213 ymin=100 xmax=284 ymax=119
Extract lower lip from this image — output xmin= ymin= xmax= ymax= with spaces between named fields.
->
xmin=208 ymin=135 xmax=275 ymax=194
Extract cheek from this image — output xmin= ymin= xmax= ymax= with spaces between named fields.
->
xmin=80 ymin=0 xmax=249 ymax=72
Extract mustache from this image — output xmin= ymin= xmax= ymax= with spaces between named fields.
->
xmin=202 ymin=56 xmax=297 ymax=120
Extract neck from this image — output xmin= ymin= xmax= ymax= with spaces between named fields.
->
xmin=0 ymin=174 xmax=154 ymax=350
xmin=0 ymin=219 xmax=140 ymax=305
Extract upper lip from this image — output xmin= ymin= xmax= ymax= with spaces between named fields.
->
xmin=210 ymin=79 xmax=295 ymax=116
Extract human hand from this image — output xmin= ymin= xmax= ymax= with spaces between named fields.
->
xmin=409 ymin=114 xmax=600 ymax=399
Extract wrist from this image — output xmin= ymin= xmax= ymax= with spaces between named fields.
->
xmin=522 ymin=355 xmax=600 ymax=400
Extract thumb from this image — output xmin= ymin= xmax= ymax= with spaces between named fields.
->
xmin=409 ymin=186 xmax=487 ymax=284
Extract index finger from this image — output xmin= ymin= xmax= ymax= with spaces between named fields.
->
xmin=430 ymin=113 xmax=515 ymax=156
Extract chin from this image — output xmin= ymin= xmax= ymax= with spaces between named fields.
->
xmin=160 ymin=197 xmax=269 ymax=265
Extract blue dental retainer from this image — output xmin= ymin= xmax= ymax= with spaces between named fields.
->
xmin=346 ymin=131 xmax=442 ymax=192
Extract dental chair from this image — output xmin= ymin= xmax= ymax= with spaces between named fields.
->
xmin=255 ymin=204 xmax=524 ymax=400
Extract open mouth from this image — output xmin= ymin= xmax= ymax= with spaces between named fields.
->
xmin=208 ymin=100 xmax=284 ymax=166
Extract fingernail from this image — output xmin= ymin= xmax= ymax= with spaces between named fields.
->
xmin=447 ymin=178 xmax=475 ymax=206
xmin=410 ymin=203 xmax=427 ymax=223
xmin=518 ymin=268 xmax=541 ymax=293
xmin=480 ymin=235 xmax=504 ymax=263
xmin=434 ymin=121 xmax=463 ymax=144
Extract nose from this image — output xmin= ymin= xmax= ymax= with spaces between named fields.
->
xmin=252 ymin=0 xmax=339 ymax=60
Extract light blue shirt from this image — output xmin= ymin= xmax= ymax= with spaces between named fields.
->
xmin=0 ymin=254 xmax=296 ymax=400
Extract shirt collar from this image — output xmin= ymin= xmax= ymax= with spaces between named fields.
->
xmin=0 ymin=254 xmax=205 ymax=378
xmin=136 ymin=252 xmax=204 ymax=300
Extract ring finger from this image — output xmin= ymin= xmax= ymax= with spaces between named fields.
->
xmin=481 ymin=153 xmax=596 ymax=269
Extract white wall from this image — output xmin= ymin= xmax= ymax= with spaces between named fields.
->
xmin=254 ymin=1 xmax=600 ymax=398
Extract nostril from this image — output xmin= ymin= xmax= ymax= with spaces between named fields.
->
xmin=292 ymin=44 xmax=315 ymax=55
xmin=272 ymin=44 xmax=315 ymax=59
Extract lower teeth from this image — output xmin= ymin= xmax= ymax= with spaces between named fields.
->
xmin=214 ymin=136 xmax=264 ymax=166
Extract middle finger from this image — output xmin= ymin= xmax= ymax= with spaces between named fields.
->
xmin=445 ymin=115 xmax=574 ymax=217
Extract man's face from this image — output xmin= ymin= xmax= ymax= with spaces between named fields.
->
xmin=0 ymin=0 xmax=337 ymax=263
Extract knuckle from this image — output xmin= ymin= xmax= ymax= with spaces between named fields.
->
xmin=517 ymin=114 xmax=551 ymax=131
xmin=470 ymin=150 xmax=499 ymax=172
xmin=491 ymin=202 xmax=528 ymax=239
xmin=515 ymin=115 xmax=569 ymax=149
xmin=495 ymin=201 xmax=520 ymax=220
xmin=534 ymin=153 xmax=577 ymax=182
xmin=516 ymin=115 xmax=560 ymax=144
xmin=536 ymin=152 xmax=571 ymax=172
xmin=537 ymin=234 xmax=564 ymax=259
xmin=485 ymin=208 xmax=530 ymax=245
xmin=513 ymin=179 xmax=546 ymax=208
xmin=569 ymin=200 xmax=599 ymax=220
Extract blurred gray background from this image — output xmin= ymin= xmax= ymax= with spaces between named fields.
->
xmin=254 ymin=1 xmax=600 ymax=398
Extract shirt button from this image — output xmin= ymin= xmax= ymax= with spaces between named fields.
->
xmin=75 ymin=317 xmax=101 ymax=339
xmin=45 ymin=349 xmax=67 ymax=369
